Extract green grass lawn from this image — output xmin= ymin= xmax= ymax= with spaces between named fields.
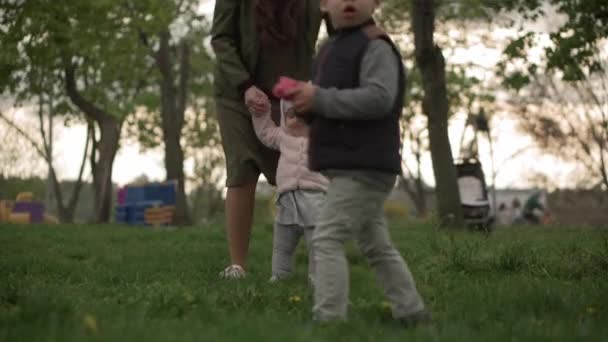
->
xmin=1 ymin=221 xmax=607 ymax=341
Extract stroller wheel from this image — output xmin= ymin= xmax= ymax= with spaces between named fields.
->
xmin=481 ymin=223 xmax=493 ymax=234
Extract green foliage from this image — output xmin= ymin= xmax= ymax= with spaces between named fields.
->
xmin=497 ymin=0 xmax=608 ymax=85
xmin=183 ymin=96 xmax=224 ymax=223
xmin=0 ymin=0 xmax=149 ymax=120
xmin=494 ymin=1 xmax=608 ymax=189
xmin=2 ymin=0 xmax=220 ymax=207
xmin=1 ymin=223 xmax=607 ymax=341
xmin=120 ymin=0 xmax=216 ymax=151
xmin=380 ymin=0 xmax=497 ymax=30
xmin=0 ymin=176 xmax=46 ymax=201
xmin=377 ymin=0 xmax=501 ymax=206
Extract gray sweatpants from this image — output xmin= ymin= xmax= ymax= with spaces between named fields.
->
xmin=271 ymin=223 xmax=315 ymax=283
xmin=312 ymin=170 xmax=425 ymax=321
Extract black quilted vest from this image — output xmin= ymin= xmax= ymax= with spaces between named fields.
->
xmin=309 ymin=20 xmax=405 ymax=174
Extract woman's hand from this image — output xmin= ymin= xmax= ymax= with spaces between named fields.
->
xmin=245 ymin=85 xmax=269 ymax=116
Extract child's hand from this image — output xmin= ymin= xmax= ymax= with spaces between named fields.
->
xmin=249 ymin=96 xmax=270 ymax=117
xmin=285 ymin=82 xmax=317 ymax=115
xmin=245 ymin=85 xmax=269 ymax=115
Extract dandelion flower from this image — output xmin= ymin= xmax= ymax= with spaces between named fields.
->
xmin=83 ymin=313 xmax=98 ymax=333
xmin=381 ymin=301 xmax=392 ymax=309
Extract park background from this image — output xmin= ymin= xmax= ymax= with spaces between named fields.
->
xmin=1 ymin=1 xmax=607 ymax=341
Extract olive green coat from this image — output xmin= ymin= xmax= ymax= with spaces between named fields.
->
xmin=211 ymin=0 xmax=323 ymax=101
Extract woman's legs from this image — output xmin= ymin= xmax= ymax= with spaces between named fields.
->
xmin=225 ymin=182 xmax=257 ymax=268
xmin=216 ymin=97 xmax=279 ymax=278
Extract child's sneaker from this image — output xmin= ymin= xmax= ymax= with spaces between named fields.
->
xmin=219 ymin=265 xmax=246 ymax=279
xmin=399 ymin=310 xmax=433 ymax=329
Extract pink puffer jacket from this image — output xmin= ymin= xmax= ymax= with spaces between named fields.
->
xmin=252 ymin=113 xmax=329 ymax=194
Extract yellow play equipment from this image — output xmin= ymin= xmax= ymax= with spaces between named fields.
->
xmin=0 ymin=192 xmax=59 ymax=224
xmin=15 ymin=192 xmax=34 ymax=202
xmin=0 ymin=200 xmax=14 ymax=222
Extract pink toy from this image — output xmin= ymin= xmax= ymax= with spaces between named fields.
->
xmin=272 ymin=76 xmax=300 ymax=99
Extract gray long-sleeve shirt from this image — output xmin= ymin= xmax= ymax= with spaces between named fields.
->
xmin=312 ymin=39 xmax=401 ymax=120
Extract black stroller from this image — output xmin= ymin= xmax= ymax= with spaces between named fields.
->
xmin=455 ymin=158 xmax=492 ymax=232
xmin=456 ymin=110 xmax=495 ymax=232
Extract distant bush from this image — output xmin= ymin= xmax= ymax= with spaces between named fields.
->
xmin=384 ymin=200 xmax=408 ymax=219
xmin=0 ymin=176 xmax=46 ymax=201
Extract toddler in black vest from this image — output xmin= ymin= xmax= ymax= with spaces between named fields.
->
xmin=284 ymin=0 xmax=431 ymax=325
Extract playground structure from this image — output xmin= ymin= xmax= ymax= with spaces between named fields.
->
xmin=0 ymin=192 xmax=58 ymax=224
xmin=115 ymin=181 xmax=177 ymax=226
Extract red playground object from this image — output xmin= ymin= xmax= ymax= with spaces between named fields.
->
xmin=272 ymin=76 xmax=300 ymax=99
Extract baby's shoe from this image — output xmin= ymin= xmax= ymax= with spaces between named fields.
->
xmin=269 ymin=273 xmax=291 ymax=283
xmin=219 ymin=264 xmax=246 ymax=279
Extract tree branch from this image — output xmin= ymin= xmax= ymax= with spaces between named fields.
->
xmin=0 ymin=111 xmax=47 ymax=161
xmin=573 ymin=81 xmax=603 ymax=149
xmin=88 ymin=121 xmax=98 ymax=184
xmin=523 ymin=73 xmax=604 ymax=187
xmin=64 ymin=63 xmax=106 ymax=123
xmin=34 ymin=93 xmax=71 ymax=219
xmin=545 ymin=75 xmax=595 ymax=160
xmin=67 ymin=126 xmax=91 ymax=213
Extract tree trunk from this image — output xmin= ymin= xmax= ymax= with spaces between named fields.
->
xmin=156 ymin=32 xmax=191 ymax=225
xmin=45 ymin=105 xmax=54 ymax=212
xmin=412 ymin=0 xmax=463 ymax=227
xmin=89 ymin=123 xmax=100 ymax=221
xmin=412 ymin=138 xmax=428 ymax=218
xmin=414 ymin=176 xmax=428 ymax=217
xmin=399 ymin=148 xmax=427 ymax=218
xmin=163 ymin=126 xmax=190 ymax=224
xmin=65 ymin=64 xmax=122 ymax=223
xmin=398 ymin=176 xmax=428 ymax=218
xmin=92 ymin=118 xmax=120 ymax=223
